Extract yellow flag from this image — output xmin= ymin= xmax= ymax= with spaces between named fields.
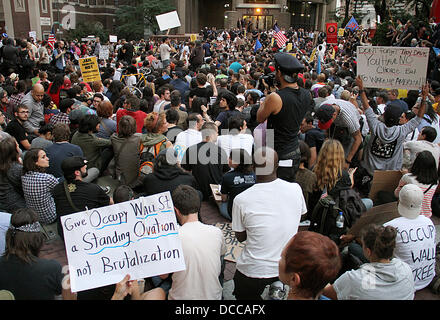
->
xmin=309 ymin=48 xmax=317 ymax=63
xmin=271 ymin=37 xmax=274 ymax=46
xmin=190 ymin=34 xmax=197 ymax=42
xmin=286 ymin=43 xmax=292 ymax=52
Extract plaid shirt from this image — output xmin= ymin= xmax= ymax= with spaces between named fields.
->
xmin=49 ymin=112 xmax=71 ymax=125
xmin=9 ymin=93 xmax=25 ymax=109
xmin=22 ymin=171 xmax=59 ymax=224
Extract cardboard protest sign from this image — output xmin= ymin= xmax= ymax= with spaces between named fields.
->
xmin=78 ymin=56 xmax=101 ymax=83
xmin=368 ymin=170 xmax=402 ymax=202
xmin=190 ymin=34 xmax=198 ymax=42
xmin=214 ymin=222 xmax=245 ymax=263
xmin=61 ymin=191 xmax=185 ymax=292
xmin=156 ymin=11 xmax=181 ymax=31
xmin=356 ymin=46 xmax=429 ymax=90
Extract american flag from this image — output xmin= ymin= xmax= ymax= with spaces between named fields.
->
xmin=48 ymin=33 xmax=56 ymax=50
xmin=273 ymin=25 xmax=287 ymax=48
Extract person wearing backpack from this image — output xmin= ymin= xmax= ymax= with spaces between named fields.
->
xmin=310 ymin=139 xmax=370 ymax=243
xmin=139 ymin=111 xmax=172 ymax=177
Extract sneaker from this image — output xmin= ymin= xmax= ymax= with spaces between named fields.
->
xmin=101 ymin=186 xmax=111 ymax=194
xmin=299 ymin=220 xmax=311 ymax=227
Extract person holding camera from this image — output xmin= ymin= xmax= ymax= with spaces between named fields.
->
xmin=256 ymin=53 xmax=312 ymax=182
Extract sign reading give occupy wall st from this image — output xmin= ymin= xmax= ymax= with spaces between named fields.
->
xmin=356 ymin=46 xmax=429 ymax=90
xmin=61 ymin=191 xmax=185 ymax=293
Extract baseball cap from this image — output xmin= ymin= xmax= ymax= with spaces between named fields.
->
xmin=397 ymin=184 xmax=423 ymax=219
xmin=316 ymin=104 xmax=336 ymax=130
xmin=384 ymin=102 xmax=403 ymax=125
xmin=61 ymin=156 xmax=88 ymax=175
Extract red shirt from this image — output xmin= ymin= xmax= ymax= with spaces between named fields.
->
xmin=116 ymin=108 xmax=147 ymax=133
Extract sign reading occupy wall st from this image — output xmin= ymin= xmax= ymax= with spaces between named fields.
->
xmin=61 ymin=191 xmax=185 ymax=293
xmin=356 ymin=46 xmax=429 ymax=90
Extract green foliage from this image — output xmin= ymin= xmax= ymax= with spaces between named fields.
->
xmin=65 ymin=21 xmax=109 ymax=42
xmin=115 ymin=0 xmax=176 ymax=40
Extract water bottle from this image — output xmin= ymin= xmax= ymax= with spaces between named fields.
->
xmin=336 ymin=211 xmax=344 ymax=229
xmin=268 ymin=281 xmax=287 ymax=300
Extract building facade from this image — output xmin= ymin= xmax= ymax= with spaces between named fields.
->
xmin=175 ymin=0 xmax=337 ymax=33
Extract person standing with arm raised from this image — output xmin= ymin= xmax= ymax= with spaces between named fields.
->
xmin=256 ymin=53 xmax=312 ymax=182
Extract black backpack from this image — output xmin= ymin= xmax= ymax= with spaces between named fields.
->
xmin=309 ymin=195 xmax=351 ymax=245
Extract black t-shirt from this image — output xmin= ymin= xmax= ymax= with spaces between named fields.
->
xmin=181 ymin=142 xmax=230 ymax=200
xmin=0 ymin=255 xmax=62 ymax=300
xmin=5 ymin=119 xmax=28 ymax=150
xmin=52 ymin=180 xmax=110 ymax=240
xmin=189 ymin=86 xmax=213 ymax=100
xmin=305 ymin=127 xmax=325 ymax=154
xmin=220 ymin=170 xmax=256 ymax=214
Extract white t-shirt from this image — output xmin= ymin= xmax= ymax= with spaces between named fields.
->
xmin=126 ymin=75 xmax=137 ymax=87
xmin=232 ymin=179 xmax=307 ymax=278
xmin=159 ymin=43 xmax=171 ymax=61
xmin=216 ymin=134 xmax=254 ymax=158
xmin=180 ymin=45 xmax=190 ymax=61
xmin=168 ymin=221 xmax=226 ymax=300
xmin=383 ymin=216 xmax=436 ymax=291
xmin=403 ymin=139 xmax=440 ymax=169
xmin=174 ymin=129 xmax=202 ymax=162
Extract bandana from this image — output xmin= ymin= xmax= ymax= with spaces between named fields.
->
xmin=10 ymin=222 xmax=41 ymax=233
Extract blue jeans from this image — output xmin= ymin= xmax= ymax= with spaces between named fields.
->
xmin=218 ymin=201 xmax=231 ymax=221
xmin=361 ymin=198 xmax=373 ymax=211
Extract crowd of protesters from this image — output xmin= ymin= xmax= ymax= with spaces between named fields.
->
xmin=0 ymin=17 xmax=439 ymax=300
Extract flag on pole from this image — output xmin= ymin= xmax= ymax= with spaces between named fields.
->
xmin=316 ymin=54 xmax=321 ymax=74
xmin=345 ymin=16 xmax=360 ymax=32
xmin=48 ymin=33 xmax=56 ymax=50
xmin=254 ymin=39 xmax=262 ymax=53
xmin=273 ymin=25 xmax=288 ymax=48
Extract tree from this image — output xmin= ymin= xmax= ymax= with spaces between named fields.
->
xmin=66 ymin=21 xmax=109 ymax=42
xmin=115 ymin=0 xmax=176 ymax=40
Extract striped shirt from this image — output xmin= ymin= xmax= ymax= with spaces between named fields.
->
xmin=22 ymin=171 xmax=59 ymax=224
xmin=394 ymin=173 xmax=437 ymax=218
xmin=321 ymin=98 xmax=361 ymax=134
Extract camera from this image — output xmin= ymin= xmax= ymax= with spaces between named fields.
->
xmin=260 ymin=72 xmax=275 ymax=88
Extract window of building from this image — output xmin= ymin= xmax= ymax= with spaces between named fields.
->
xmin=89 ymin=0 xmax=97 ymax=5
xmin=41 ymin=0 xmax=48 ymax=13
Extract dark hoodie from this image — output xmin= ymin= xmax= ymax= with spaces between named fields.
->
xmin=142 ymin=164 xmax=199 ymax=196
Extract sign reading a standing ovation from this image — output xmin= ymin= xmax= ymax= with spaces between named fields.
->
xmin=78 ymin=56 xmax=101 ymax=83
xmin=356 ymin=46 xmax=429 ymax=90
xmin=61 ymin=191 xmax=186 ymax=292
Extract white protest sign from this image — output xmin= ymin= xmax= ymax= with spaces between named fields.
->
xmin=109 ymin=35 xmax=118 ymax=43
xmin=99 ymin=45 xmax=109 ymax=60
xmin=155 ymin=11 xmax=181 ymax=31
xmin=28 ymin=31 xmax=37 ymax=42
xmin=356 ymin=46 xmax=429 ymax=90
xmin=61 ymin=191 xmax=185 ymax=293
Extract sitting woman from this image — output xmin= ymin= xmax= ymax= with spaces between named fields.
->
xmin=96 ymin=100 xmax=117 ymax=139
xmin=21 ymin=148 xmax=59 ymax=225
xmin=111 ymin=115 xmax=142 ymax=188
xmin=313 ymin=139 xmax=373 ymax=210
xmin=278 ymin=231 xmax=341 ymax=300
xmin=323 ymin=224 xmax=415 ymax=300
xmin=0 ymin=208 xmax=74 ymax=300
xmin=140 ymin=112 xmax=173 ymax=176
xmin=219 ymin=148 xmax=256 ymax=221
xmin=394 ymin=150 xmax=438 ymax=218
xmin=0 ymin=131 xmax=26 ymax=213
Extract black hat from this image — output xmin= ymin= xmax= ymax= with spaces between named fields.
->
xmin=274 ymin=52 xmax=304 ymax=82
xmin=316 ymin=104 xmax=336 ymax=130
xmin=384 ymin=102 xmax=403 ymax=126
xmin=61 ymin=156 xmax=88 ymax=175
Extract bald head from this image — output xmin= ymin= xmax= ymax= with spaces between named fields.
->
xmin=32 ymin=84 xmax=45 ymax=103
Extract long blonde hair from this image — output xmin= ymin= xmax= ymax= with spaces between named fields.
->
xmin=313 ymin=139 xmax=345 ymax=191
